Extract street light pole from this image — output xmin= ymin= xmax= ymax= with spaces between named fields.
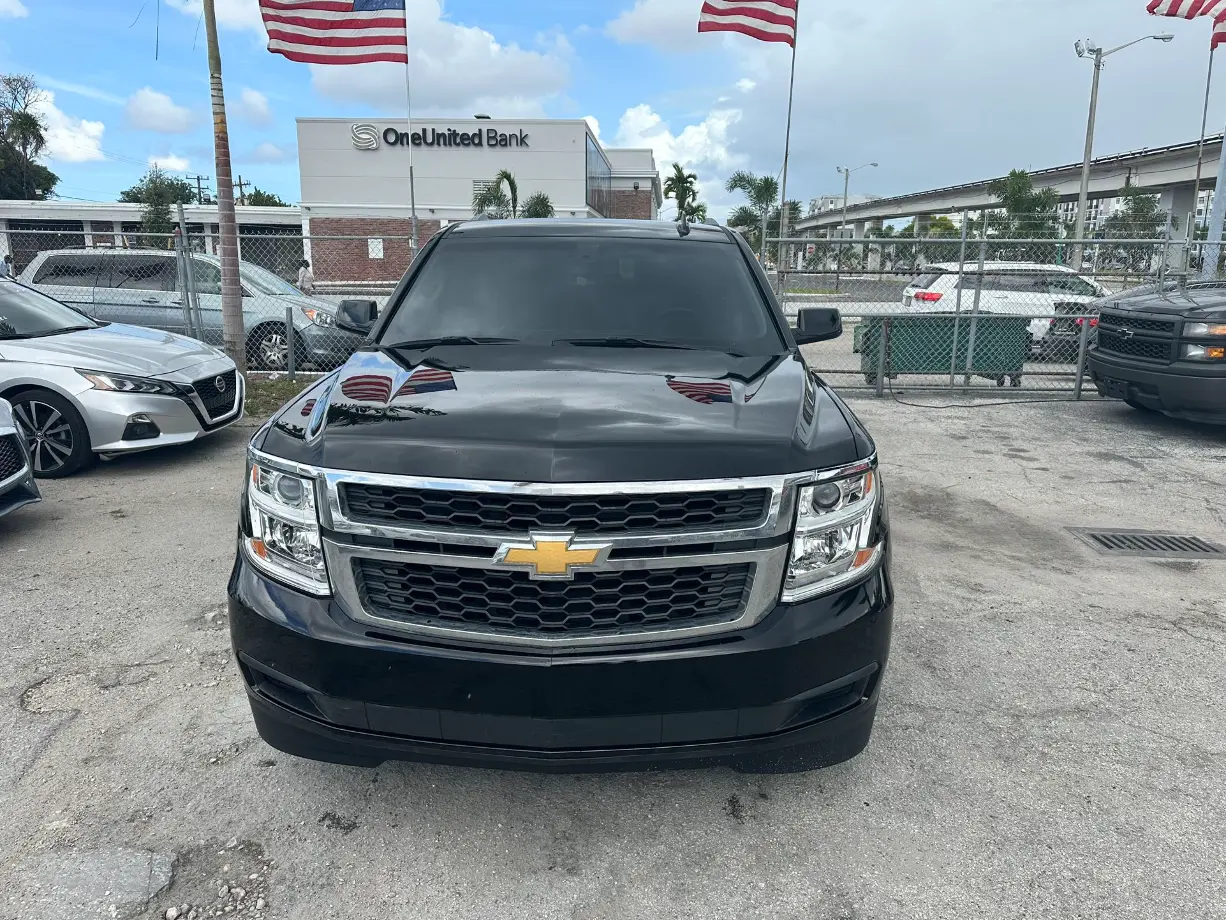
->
xmin=835 ymin=162 xmax=877 ymax=291
xmin=1072 ymin=34 xmax=1174 ymax=267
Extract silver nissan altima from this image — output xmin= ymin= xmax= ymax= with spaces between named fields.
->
xmin=0 ymin=279 xmax=244 ymax=478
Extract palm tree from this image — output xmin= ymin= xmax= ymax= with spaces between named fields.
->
xmin=520 ymin=191 xmax=555 ymax=219
xmin=663 ymin=163 xmax=700 ymax=223
xmin=688 ymin=201 xmax=709 ymax=222
xmin=725 ymin=171 xmax=779 ymax=263
xmin=472 ymin=183 xmax=512 ymax=219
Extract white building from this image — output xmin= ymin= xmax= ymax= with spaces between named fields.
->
xmin=297 ymin=117 xmax=663 ymax=282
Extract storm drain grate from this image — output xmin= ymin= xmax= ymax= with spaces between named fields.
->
xmin=1069 ymin=528 xmax=1226 ymax=559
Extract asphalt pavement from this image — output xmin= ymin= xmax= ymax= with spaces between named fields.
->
xmin=2 ymin=396 xmax=1224 ymax=919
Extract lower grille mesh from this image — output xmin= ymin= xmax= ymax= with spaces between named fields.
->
xmin=354 ymin=558 xmax=752 ymax=638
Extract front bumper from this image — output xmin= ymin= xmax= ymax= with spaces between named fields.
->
xmin=1088 ymin=349 xmax=1226 ymax=424
xmin=227 ymin=553 xmax=894 ymax=772
xmin=84 ymin=374 xmax=245 ymax=454
xmin=0 ymin=459 xmax=40 ymax=517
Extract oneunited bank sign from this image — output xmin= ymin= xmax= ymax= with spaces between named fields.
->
xmin=351 ymin=123 xmax=530 ymax=151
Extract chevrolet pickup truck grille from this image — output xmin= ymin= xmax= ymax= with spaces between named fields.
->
xmin=354 ymin=558 xmax=752 ymax=638
xmin=339 ymin=484 xmax=771 ymax=535
xmin=1097 ymin=330 xmax=1171 ymax=363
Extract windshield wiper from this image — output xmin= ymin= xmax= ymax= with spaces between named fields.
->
xmin=555 ymin=336 xmax=746 ymax=357
xmin=0 ymin=325 xmax=94 ymax=340
xmin=382 ymin=336 xmax=519 ymax=350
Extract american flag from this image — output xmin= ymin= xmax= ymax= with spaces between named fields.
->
xmin=698 ymin=0 xmax=798 ymax=46
xmin=259 ymin=0 xmax=408 ymax=65
xmin=340 ymin=374 xmax=394 ymax=402
xmin=1148 ymin=0 xmax=1226 ymax=47
xmin=668 ymin=379 xmax=734 ymax=405
xmin=395 ymin=367 xmax=457 ymax=397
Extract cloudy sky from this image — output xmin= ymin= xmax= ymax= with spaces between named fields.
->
xmin=3 ymin=0 xmax=1224 ymax=217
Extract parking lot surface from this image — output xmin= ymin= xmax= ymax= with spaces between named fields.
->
xmin=2 ymin=396 xmax=1224 ymax=920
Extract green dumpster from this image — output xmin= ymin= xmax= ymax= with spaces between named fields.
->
xmin=858 ymin=314 xmax=1032 ymax=387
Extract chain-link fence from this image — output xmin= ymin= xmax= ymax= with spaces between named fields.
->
xmin=4 ymin=226 xmax=408 ymax=377
xmin=774 ymin=235 xmax=1185 ymax=394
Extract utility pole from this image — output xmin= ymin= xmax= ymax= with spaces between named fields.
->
xmin=202 ymin=0 xmax=246 ymax=372
xmin=234 ymin=175 xmax=249 ymax=207
xmin=188 ymin=174 xmax=212 ymax=205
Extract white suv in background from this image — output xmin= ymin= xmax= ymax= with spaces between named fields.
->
xmin=901 ymin=262 xmax=1108 ymax=348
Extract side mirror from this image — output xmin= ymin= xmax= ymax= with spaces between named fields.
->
xmin=336 ymin=299 xmax=378 ymax=335
xmin=792 ymin=307 xmax=842 ymax=344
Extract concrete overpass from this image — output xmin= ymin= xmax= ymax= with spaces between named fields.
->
xmin=795 ymin=134 xmax=1222 ymax=237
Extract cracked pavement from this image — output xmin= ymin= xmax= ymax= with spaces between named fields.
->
xmin=1 ymin=396 xmax=1224 ymax=919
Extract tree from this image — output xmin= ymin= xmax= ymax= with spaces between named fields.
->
xmin=0 ymin=73 xmax=59 ymax=200
xmin=664 ymin=163 xmax=701 ymax=222
xmin=121 ymin=166 xmax=190 ymax=237
xmin=726 ymin=170 xmax=779 ymax=263
xmin=520 ymin=191 xmax=555 ymax=219
xmin=984 ymin=169 xmax=1060 ymax=239
xmin=245 ymin=186 xmax=290 ymax=207
xmin=1102 ymin=186 xmax=1165 ymax=240
xmin=120 ymin=170 xmax=197 ymax=206
xmin=688 ymin=201 xmax=709 ymax=222
xmin=473 ymin=170 xmax=553 ymax=220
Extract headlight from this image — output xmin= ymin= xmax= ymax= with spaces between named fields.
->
xmin=783 ymin=462 xmax=883 ymax=603
xmin=1183 ymin=343 xmax=1226 ymax=361
xmin=1185 ymin=322 xmax=1226 ymax=337
xmin=78 ymin=370 xmax=177 ymax=395
xmin=302 ymin=308 xmax=335 ymax=327
xmin=243 ymin=456 xmax=330 ymax=595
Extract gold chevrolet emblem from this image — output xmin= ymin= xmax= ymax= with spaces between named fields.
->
xmin=493 ymin=532 xmax=613 ymax=581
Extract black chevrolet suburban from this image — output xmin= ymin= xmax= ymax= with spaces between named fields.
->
xmin=228 ymin=219 xmax=893 ymax=773
xmin=1088 ymin=281 xmax=1226 ymax=424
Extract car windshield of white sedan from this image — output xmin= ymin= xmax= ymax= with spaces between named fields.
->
xmin=0 ymin=282 xmax=98 ymax=338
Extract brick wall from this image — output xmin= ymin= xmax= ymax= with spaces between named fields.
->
xmin=607 ymin=190 xmax=654 ymax=220
xmin=308 ymin=217 xmax=441 ymax=282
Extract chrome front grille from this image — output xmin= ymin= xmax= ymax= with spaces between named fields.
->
xmin=320 ymin=470 xmax=801 ymax=648
xmin=354 ymin=558 xmax=753 ymax=638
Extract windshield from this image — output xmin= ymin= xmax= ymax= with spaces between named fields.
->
xmin=0 ymin=281 xmax=97 ymax=339
xmin=379 ymin=236 xmax=785 ymax=355
xmin=241 ymin=263 xmax=301 ymax=296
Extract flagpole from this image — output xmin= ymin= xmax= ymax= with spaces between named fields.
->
xmin=402 ymin=15 xmax=419 ymax=261
xmin=1193 ymin=43 xmax=1215 ymax=232
xmin=775 ymin=3 xmax=798 ymax=290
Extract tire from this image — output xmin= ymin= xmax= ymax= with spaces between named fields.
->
xmin=247 ymin=325 xmax=305 ymax=372
xmin=1010 ymin=375 xmax=1022 ymax=388
xmin=864 ymin=373 xmax=878 ymax=386
xmin=995 ymin=376 xmax=1006 ymax=387
xmin=9 ymin=388 xmax=93 ymax=479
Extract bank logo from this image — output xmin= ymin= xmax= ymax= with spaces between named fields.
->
xmin=351 ymin=123 xmax=380 ymax=151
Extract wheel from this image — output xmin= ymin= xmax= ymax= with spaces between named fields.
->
xmin=995 ymin=375 xmax=1006 ymax=387
xmin=1010 ymin=375 xmax=1022 ymax=388
xmin=9 ymin=389 xmax=93 ymax=478
xmin=864 ymin=373 xmax=878 ymax=386
xmin=247 ymin=325 xmax=305 ymax=372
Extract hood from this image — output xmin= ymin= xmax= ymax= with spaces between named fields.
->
xmin=1100 ymin=284 xmax=1226 ymax=319
xmin=2 ymin=323 xmax=227 ymax=376
xmin=258 ymin=345 xmax=868 ymax=482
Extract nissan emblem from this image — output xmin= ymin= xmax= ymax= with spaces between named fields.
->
xmin=215 ymin=376 xmax=228 ymax=393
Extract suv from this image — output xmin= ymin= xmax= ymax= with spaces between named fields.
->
xmin=229 ymin=219 xmax=893 ymax=773
xmin=20 ymin=249 xmax=365 ymax=370
xmin=1088 ymin=281 xmax=1226 ymax=424
xmin=902 ymin=262 xmax=1107 ymax=351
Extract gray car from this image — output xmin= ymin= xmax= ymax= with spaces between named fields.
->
xmin=0 ymin=279 xmax=243 ymax=477
xmin=19 ymin=249 xmax=365 ymax=371
xmin=0 ymin=397 xmax=40 ymax=515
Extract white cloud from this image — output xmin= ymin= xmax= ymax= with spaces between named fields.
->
xmin=165 ymin=0 xmax=262 ymax=31
xmin=614 ymin=103 xmax=746 ymax=219
xmin=736 ymin=78 xmax=756 ymax=93
xmin=38 ymin=77 xmax=125 ymax=106
xmin=31 ymin=92 xmax=105 ymax=163
xmin=148 ymin=154 xmax=190 ymax=172
xmin=606 ymin=0 xmax=704 ymax=51
xmin=249 ymin=142 xmax=290 ymax=164
xmin=308 ymin=1 xmax=568 ymax=115
xmin=126 ymin=88 xmax=195 ymax=133
xmin=0 ymin=0 xmax=28 ymax=18
xmin=235 ymin=87 xmax=273 ymax=127
xmin=584 ymin=115 xmax=601 ymax=141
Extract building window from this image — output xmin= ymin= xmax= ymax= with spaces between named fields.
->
xmin=586 ymin=135 xmax=612 ymax=217
xmin=368 ymin=239 xmax=384 ymax=259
